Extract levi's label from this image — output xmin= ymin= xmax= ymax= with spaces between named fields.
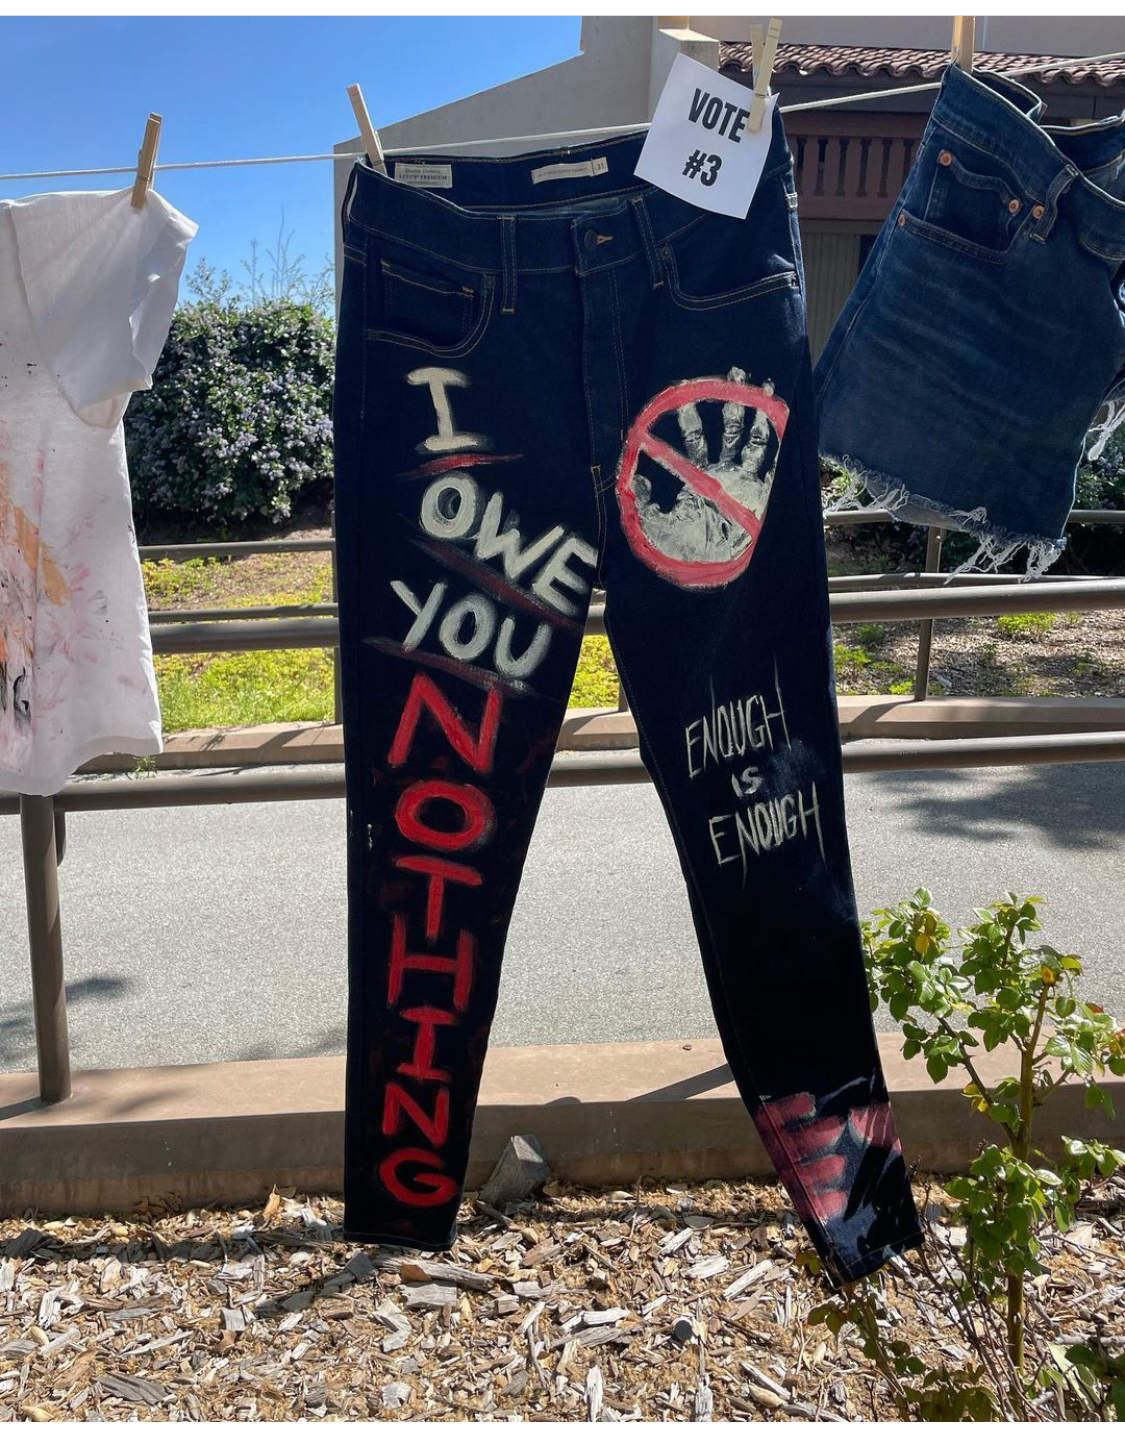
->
xmin=394 ymin=162 xmax=454 ymax=189
xmin=531 ymin=156 xmax=609 ymax=185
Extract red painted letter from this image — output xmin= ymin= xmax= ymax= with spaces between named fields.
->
xmin=379 ymin=1146 xmax=458 ymax=1207
xmin=395 ymin=854 xmax=482 ymax=941
xmin=382 ymin=1081 xmax=451 ymax=1148
xmin=398 ymin=1005 xmax=456 ymax=1083
xmin=396 ymin=779 xmax=494 ymax=852
xmin=388 ymin=913 xmax=475 ymax=1013
xmin=388 ymin=673 xmax=502 ymax=773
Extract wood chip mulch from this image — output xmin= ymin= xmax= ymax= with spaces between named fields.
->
xmin=1 ymin=1178 xmax=1122 ymax=1421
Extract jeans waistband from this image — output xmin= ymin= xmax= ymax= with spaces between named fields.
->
xmin=934 ymin=64 xmax=1125 ymax=261
xmin=342 ymin=112 xmax=794 ymax=277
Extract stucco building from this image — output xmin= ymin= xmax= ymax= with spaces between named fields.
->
xmin=337 ymin=17 xmax=1125 ymax=353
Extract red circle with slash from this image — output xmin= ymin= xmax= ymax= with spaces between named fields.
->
xmin=616 ymin=377 xmax=789 ymax=588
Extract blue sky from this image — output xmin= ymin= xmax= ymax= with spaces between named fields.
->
xmin=0 ymin=17 xmax=582 ymax=299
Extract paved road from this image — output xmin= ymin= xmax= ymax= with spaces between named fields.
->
xmin=2 ymin=762 xmax=1123 ymax=1076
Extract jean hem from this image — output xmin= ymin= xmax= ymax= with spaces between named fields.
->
xmin=341 ymin=1228 xmax=456 ymax=1253
xmin=827 ymin=1227 xmax=926 ymax=1286
xmin=822 ymin=450 xmax=1067 ymax=581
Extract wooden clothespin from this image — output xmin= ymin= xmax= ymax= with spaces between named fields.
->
xmin=749 ymin=23 xmax=764 ymax=78
xmin=747 ymin=18 xmax=782 ymax=133
xmin=951 ymin=16 xmax=976 ymax=73
xmin=130 ymin=112 xmax=162 ymax=210
xmin=347 ymin=84 xmax=388 ymax=176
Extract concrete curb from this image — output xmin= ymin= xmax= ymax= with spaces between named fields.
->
xmin=77 ymin=696 xmax=1125 ymax=775
xmin=1 ymin=1038 xmax=1120 ymax=1217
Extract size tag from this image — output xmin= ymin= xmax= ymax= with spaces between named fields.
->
xmin=635 ymin=53 xmax=777 ymax=219
xmin=531 ymin=156 xmax=609 ymax=185
xmin=394 ymin=162 xmax=453 ymax=189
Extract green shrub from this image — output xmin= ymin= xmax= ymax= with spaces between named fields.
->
xmin=125 ymin=299 xmax=334 ymax=528
xmin=995 ymin=612 xmax=1056 ymax=640
xmin=809 ymin=892 xmax=1125 ymax=1419
xmin=854 ymin=621 xmax=887 ymax=650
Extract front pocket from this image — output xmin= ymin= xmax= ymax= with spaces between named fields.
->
xmin=661 ymin=244 xmax=800 ymax=311
xmin=913 ymin=141 xmax=1028 ymax=256
xmin=380 ymin=259 xmax=475 ymax=348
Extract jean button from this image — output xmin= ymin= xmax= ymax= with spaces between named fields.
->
xmin=584 ymin=229 xmax=599 ymax=252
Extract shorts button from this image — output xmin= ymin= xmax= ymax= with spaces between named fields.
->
xmin=898 ymin=213 xmax=907 ymax=226
xmin=1008 ymin=198 xmax=1022 ymax=214
xmin=584 ymin=229 xmax=599 ymax=252
xmin=1031 ymin=203 xmax=1045 ymax=219
xmin=939 ymin=150 xmax=953 ymax=166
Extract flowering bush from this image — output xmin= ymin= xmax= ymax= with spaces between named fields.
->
xmin=1077 ymin=422 xmax=1125 ymax=512
xmin=125 ymin=299 xmax=334 ymax=528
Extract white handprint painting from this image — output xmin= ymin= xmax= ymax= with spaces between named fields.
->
xmin=616 ymin=368 xmax=789 ymax=589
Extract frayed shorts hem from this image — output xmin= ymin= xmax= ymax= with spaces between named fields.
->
xmin=822 ymin=452 xmax=1067 ymax=581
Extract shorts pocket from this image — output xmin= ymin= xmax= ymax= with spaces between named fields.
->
xmin=905 ymin=138 xmax=1029 ymax=259
xmin=368 ymin=251 xmax=496 ymax=358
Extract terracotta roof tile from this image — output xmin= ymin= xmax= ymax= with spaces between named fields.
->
xmin=719 ymin=42 xmax=1125 ymax=89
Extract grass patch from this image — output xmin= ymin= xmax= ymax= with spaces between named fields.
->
xmin=156 ymin=649 xmax=336 ymax=731
xmin=832 ymin=640 xmax=914 ymax=694
xmin=143 ymin=554 xmax=335 ymax=612
xmin=995 ymin=611 xmax=1057 ymax=640
xmin=571 ymin=635 xmax=620 ymax=708
xmin=156 ymin=636 xmax=619 ymax=732
xmin=142 ymin=557 xmax=222 ymax=605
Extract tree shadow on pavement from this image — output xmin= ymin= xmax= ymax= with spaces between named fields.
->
xmin=0 ymin=974 xmax=130 ymax=1076
xmin=861 ymin=760 xmax=1125 ymax=853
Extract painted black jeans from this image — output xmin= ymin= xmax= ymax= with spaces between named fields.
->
xmin=333 ymin=113 xmax=924 ymax=1286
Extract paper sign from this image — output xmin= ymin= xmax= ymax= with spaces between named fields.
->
xmin=635 ymin=53 xmax=777 ymax=219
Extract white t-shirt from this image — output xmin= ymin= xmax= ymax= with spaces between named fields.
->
xmin=0 ymin=188 xmax=196 ymax=795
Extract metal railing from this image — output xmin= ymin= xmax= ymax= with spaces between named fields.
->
xmin=136 ymin=507 xmax=1125 ymax=711
xmin=8 ymin=509 xmax=1125 ymax=1106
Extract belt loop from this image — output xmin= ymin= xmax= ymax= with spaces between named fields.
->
xmin=630 ymin=195 xmax=665 ymax=289
xmin=499 ymin=215 xmax=518 ymax=314
xmin=1032 ymin=164 xmax=1079 ymax=243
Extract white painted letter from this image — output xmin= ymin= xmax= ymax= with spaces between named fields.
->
xmin=473 ymin=490 xmax=566 ymax=583
xmin=407 ymin=368 xmax=487 ymax=454
xmin=420 ymin=474 xmax=481 ymax=541
xmin=495 ymin=618 xmax=552 ymax=679
xmin=391 ymin=579 xmax=447 ymax=649
xmin=685 ymin=721 xmax=703 ymax=779
xmin=438 ymin=593 xmax=496 ymax=663
xmin=709 ymin=814 xmax=738 ymax=867
xmin=530 ymin=535 xmax=598 ymax=618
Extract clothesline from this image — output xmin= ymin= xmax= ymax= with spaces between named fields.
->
xmin=1 ymin=46 xmax=1123 ymax=186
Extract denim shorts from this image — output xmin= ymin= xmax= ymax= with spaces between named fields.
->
xmin=815 ymin=64 xmax=1125 ymax=575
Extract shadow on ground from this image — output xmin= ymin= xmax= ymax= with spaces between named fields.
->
xmin=0 ymin=974 xmax=131 ymax=1074
xmin=865 ymin=761 xmax=1125 ymax=852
